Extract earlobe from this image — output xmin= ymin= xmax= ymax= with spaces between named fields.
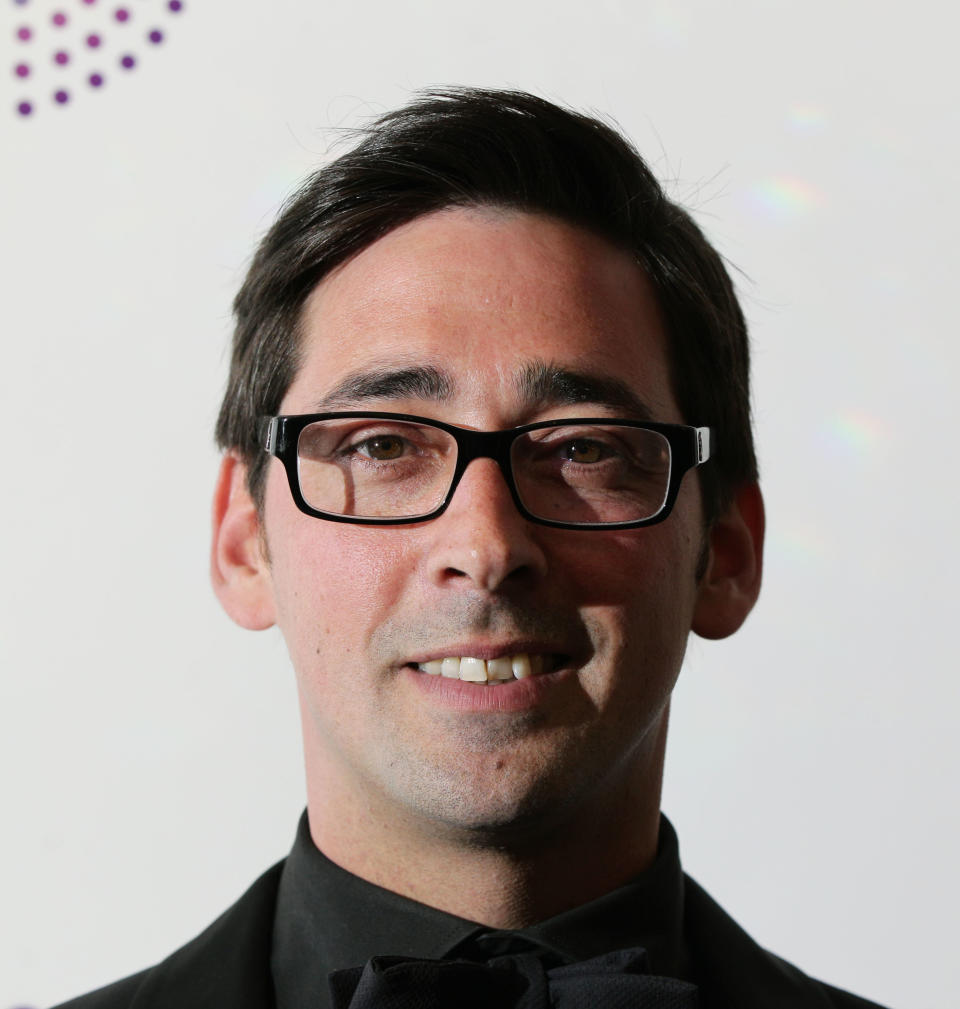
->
xmin=691 ymin=482 xmax=765 ymax=640
xmin=210 ymin=454 xmax=277 ymax=631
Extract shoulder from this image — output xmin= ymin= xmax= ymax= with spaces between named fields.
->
xmin=49 ymin=971 xmax=148 ymax=1009
xmin=48 ymin=861 xmax=285 ymax=1009
xmin=683 ymin=875 xmax=890 ymax=1009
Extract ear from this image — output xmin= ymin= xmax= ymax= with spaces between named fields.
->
xmin=691 ymin=482 xmax=765 ymax=640
xmin=210 ymin=454 xmax=276 ymax=631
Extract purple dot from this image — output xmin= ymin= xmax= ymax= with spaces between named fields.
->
xmin=17 ymin=26 xmax=32 ymax=41
xmin=82 ymin=0 xmax=96 ymax=5
xmin=14 ymin=0 xmax=30 ymax=7
xmin=168 ymin=0 xmax=182 ymax=11
xmin=52 ymin=11 xmax=67 ymax=26
xmin=148 ymin=28 xmax=163 ymax=43
xmin=53 ymin=89 xmax=69 ymax=104
xmin=15 ymin=62 xmax=30 ymax=78
xmin=120 ymin=53 xmax=135 ymax=69
xmin=115 ymin=7 xmax=129 ymax=21
xmin=89 ymin=71 xmax=104 ymax=87
xmin=17 ymin=100 xmax=32 ymax=116
xmin=54 ymin=50 xmax=70 ymax=65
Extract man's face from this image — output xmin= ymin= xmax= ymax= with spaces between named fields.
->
xmin=258 ymin=208 xmax=712 ymax=842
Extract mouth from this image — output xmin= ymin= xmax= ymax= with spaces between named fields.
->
xmin=405 ymin=652 xmax=565 ymax=685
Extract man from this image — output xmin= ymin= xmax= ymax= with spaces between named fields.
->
xmin=55 ymin=88 xmax=888 ymax=1008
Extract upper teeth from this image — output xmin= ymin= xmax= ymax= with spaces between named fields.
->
xmin=418 ymin=653 xmax=546 ymax=683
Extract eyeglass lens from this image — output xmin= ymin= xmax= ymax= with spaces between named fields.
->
xmin=296 ymin=417 xmax=672 ymax=524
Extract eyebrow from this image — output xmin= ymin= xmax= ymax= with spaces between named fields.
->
xmin=516 ymin=361 xmax=656 ymax=421
xmin=311 ymin=359 xmax=655 ymax=420
xmin=313 ymin=365 xmax=452 ymax=410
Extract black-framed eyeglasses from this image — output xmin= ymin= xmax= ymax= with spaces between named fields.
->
xmin=261 ymin=412 xmax=711 ymax=530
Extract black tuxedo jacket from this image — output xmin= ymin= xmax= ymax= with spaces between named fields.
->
xmin=52 ymin=863 xmax=887 ymax=1009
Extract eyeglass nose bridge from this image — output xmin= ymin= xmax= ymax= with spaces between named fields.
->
xmin=439 ymin=427 xmax=526 ymax=517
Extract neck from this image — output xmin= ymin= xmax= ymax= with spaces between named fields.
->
xmin=303 ymin=718 xmax=668 ymax=928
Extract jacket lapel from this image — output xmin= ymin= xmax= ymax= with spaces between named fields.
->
xmin=684 ymin=874 xmax=839 ymax=1008
xmin=129 ymin=862 xmax=284 ymax=1009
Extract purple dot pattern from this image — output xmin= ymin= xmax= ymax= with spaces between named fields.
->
xmin=12 ymin=0 xmax=185 ymax=116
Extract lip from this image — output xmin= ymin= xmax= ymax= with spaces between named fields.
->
xmin=401 ymin=648 xmax=575 ymax=713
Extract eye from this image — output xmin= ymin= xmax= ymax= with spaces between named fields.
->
xmin=356 ymin=434 xmax=407 ymax=460
xmin=561 ymin=439 xmax=609 ymax=464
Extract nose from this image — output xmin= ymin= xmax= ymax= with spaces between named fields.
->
xmin=426 ymin=457 xmax=548 ymax=592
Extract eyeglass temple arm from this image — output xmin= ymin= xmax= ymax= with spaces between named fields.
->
xmin=695 ymin=427 xmax=711 ymax=465
xmin=258 ymin=417 xmax=279 ymax=454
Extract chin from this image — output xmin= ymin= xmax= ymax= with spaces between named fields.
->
xmin=384 ymin=752 xmax=606 ymax=847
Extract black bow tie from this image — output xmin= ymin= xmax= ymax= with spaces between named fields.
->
xmin=328 ymin=943 xmax=699 ymax=1008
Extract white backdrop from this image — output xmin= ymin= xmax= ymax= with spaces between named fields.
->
xmin=2 ymin=2 xmax=957 ymax=1007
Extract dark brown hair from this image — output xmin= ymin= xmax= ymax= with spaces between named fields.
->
xmin=216 ymin=87 xmax=757 ymax=522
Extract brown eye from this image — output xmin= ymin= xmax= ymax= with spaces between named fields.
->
xmin=563 ymin=440 xmax=605 ymax=464
xmin=360 ymin=436 xmax=406 ymax=460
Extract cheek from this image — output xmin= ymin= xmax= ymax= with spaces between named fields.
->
xmin=557 ymin=522 xmax=701 ymax=674
xmin=268 ymin=506 xmax=421 ymax=668
xmin=553 ymin=524 xmax=694 ymax=608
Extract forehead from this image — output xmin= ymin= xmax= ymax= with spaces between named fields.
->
xmin=285 ymin=208 xmax=679 ymax=422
